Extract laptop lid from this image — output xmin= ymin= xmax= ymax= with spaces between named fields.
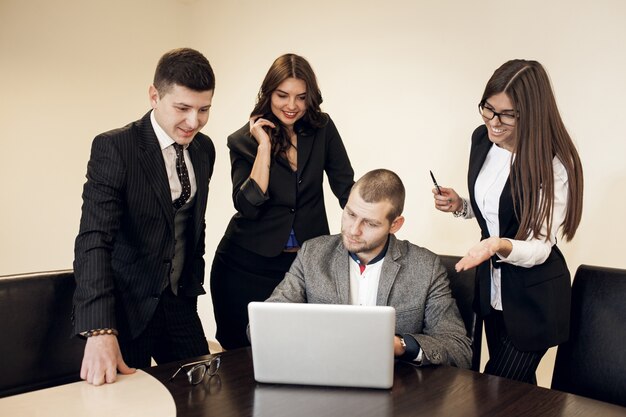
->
xmin=248 ymin=302 xmax=396 ymax=389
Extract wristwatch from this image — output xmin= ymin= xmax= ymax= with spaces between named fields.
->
xmin=399 ymin=336 xmax=407 ymax=350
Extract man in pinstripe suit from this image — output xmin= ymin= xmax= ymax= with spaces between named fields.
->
xmin=73 ymin=48 xmax=216 ymax=386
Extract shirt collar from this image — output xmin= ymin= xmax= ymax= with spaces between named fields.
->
xmin=150 ymin=110 xmax=187 ymax=151
xmin=348 ymin=235 xmax=390 ymax=267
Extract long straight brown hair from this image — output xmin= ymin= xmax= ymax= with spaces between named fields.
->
xmin=482 ymin=60 xmax=583 ymax=241
xmin=251 ymin=54 xmax=328 ymax=158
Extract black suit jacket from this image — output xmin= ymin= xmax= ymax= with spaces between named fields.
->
xmin=467 ymin=125 xmax=571 ymax=351
xmin=73 ymin=111 xmax=215 ymax=338
xmin=222 ymin=115 xmax=354 ymax=257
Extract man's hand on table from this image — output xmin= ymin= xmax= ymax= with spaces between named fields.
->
xmin=80 ymin=335 xmax=136 ymax=385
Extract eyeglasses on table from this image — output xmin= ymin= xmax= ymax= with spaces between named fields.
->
xmin=169 ymin=356 xmax=221 ymax=385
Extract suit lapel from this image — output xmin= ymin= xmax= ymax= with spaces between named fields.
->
xmin=468 ymin=132 xmax=492 ymax=191
xmin=137 ymin=113 xmax=175 ymax=232
xmin=469 ymin=127 xmax=517 ymax=238
xmin=296 ymin=129 xmax=314 ymax=180
xmin=376 ymin=236 xmax=401 ymax=306
xmin=189 ymin=139 xmax=210 ymax=243
xmin=332 ymin=240 xmax=351 ymax=304
xmin=498 ymin=174 xmax=516 ymax=236
xmin=468 ymin=127 xmax=496 ymax=238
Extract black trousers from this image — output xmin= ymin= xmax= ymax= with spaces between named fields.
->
xmin=119 ymin=288 xmax=209 ymax=368
xmin=210 ymin=237 xmax=297 ymax=350
xmin=483 ymin=309 xmax=547 ymax=384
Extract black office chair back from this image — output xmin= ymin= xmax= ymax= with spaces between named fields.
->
xmin=438 ymin=255 xmax=482 ymax=371
xmin=0 ymin=270 xmax=85 ymax=397
xmin=551 ymin=265 xmax=626 ymax=407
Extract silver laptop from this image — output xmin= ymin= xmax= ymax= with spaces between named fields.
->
xmin=248 ymin=302 xmax=396 ymax=389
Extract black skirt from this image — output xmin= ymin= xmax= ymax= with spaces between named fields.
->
xmin=210 ymin=237 xmax=297 ymax=350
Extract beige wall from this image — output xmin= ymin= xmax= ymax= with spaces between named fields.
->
xmin=2 ymin=0 xmax=625 ymax=387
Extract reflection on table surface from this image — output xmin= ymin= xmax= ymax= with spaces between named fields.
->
xmin=253 ymin=383 xmax=392 ymax=417
xmin=144 ymin=348 xmax=626 ymax=417
xmin=6 ymin=348 xmax=623 ymax=417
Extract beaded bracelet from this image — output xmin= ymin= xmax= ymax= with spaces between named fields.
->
xmin=83 ymin=328 xmax=119 ymax=337
xmin=453 ymin=198 xmax=468 ymax=218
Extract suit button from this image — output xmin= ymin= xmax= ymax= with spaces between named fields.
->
xmin=290 ymin=208 xmax=295 ymax=213
xmin=298 ymin=179 xmax=303 ymax=184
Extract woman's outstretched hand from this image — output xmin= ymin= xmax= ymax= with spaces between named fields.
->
xmin=455 ymin=237 xmax=512 ymax=271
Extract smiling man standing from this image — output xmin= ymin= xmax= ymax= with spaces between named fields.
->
xmin=73 ymin=48 xmax=216 ymax=385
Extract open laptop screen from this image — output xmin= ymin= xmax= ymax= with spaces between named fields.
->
xmin=248 ymin=302 xmax=395 ymax=389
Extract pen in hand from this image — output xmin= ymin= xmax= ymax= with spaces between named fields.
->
xmin=430 ymin=170 xmax=442 ymax=195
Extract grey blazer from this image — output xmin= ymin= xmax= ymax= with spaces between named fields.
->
xmin=266 ymin=234 xmax=472 ymax=368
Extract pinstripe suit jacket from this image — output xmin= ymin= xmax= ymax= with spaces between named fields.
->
xmin=266 ymin=234 xmax=472 ymax=368
xmin=73 ymin=111 xmax=215 ymax=338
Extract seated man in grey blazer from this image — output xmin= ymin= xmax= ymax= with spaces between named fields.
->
xmin=266 ymin=169 xmax=471 ymax=368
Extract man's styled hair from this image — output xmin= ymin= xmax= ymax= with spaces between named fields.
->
xmin=353 ymin=169 xmax=405 ymax=222
xmin=153 ymin=48 xmax=215 ymax=96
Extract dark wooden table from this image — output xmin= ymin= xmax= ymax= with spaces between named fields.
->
xmin=145 ymin=348 xmax=626 ymax=417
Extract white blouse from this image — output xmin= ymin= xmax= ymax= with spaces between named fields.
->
xmin=151 ymin=110 xmax=197 ymax=202
xmin=466 ymin=143 xmax=569 ymax=310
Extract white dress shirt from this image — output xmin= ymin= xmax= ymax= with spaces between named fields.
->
xmin=468 ymin=143 xmax=569 ymax=310
xmin=349 ymin=257 xmax=385 ymax=306
xmin=150 ymin=111 xmax=197 ymax=201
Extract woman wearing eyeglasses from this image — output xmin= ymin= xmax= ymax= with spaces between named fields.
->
xmin=433 ymin=59 xmax=583 ymax=384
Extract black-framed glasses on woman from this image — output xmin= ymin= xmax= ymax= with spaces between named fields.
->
xmin=169 ymin=356 xmax=221 ymax=385
xmin=478 ymin=102 xmax=518 ymax=126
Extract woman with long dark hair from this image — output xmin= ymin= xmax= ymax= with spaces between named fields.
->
xmin=211 ymin=54 xmax=354 ymax=349
xmin=433 ymin=59 xmax=583 ymax=383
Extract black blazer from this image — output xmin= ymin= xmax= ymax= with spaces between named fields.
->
xmin=467 ymin=125 xmax=571 ymax=351
xmin=73 ymin=112 xmax=215 ymax=338
xmin=222 ymin=115 xmax=354 ymax=257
